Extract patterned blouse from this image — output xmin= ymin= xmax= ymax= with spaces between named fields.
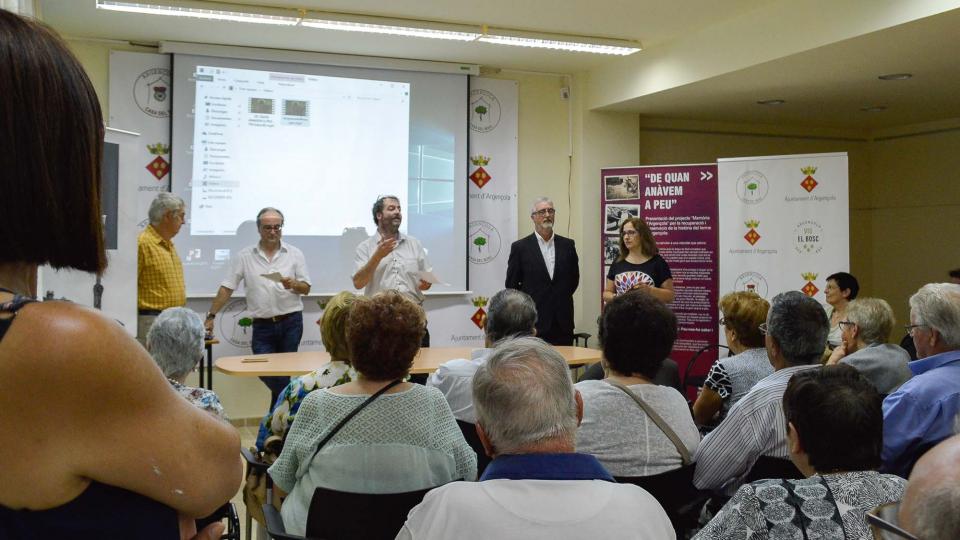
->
xmin=694 ymin=470 xmax=907 ymax=540
xmin=256 ymin=361 xmax=356 ymax=449
xmin=703 ymin=348 xmax=773 ymax=421
xmin=168 ymin=379 xmax=227 ymax=421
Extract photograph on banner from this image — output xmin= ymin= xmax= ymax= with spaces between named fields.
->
xmin=604 ymin=204 xmax=640 ymax=234
xmin=599 ymin=164 xmax=719 ymax=400
xmin=604 ymin=174 xmax=640 ymax=201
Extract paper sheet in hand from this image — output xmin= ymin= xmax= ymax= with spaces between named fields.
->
xmin=418 ymin=270 xmax=448 ymax=286
xmin=260 ymin=272 xmax=284 ymax=283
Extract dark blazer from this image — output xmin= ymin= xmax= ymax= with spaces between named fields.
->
xmin=505 ymin=233 xmax=580 ymax=342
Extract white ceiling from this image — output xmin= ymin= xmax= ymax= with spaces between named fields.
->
xmin=38 ymin=0 xmax=960 ymax=130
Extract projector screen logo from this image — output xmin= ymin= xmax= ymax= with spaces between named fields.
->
xmin=133 ymin=67 xmax=171 ymax=119
xmin=469 ymin=89 xmax=501 ymax=133
xmin=736 ymin=170 xmax=769 ymax=204
xmin=468 ymin=221 xmax=501 ymax=264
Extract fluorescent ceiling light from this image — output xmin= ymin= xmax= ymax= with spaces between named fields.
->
xmin=96 ymin=0 xmax=299 ymax=26
xmin=480 ymin=28 xmax=641 ymax=56
xmin=301 ymin=15 xmax=479 ymax=42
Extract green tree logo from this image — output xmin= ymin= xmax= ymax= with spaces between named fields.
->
xmin=238 ymin=317 xmax=253 ymax=334
xmin=473 ymin=236 xmax=487 ymax=253
xmin=474 ymin=104 xmax=488 ymax=120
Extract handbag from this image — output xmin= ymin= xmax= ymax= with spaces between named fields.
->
xmin=605 ymin=379 xmax=692 ymax=465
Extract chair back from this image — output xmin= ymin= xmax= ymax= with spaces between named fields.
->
xmin=456 ymin=420 xmax=491 ymax=476
xmin=305 ymin=485 xmax=435 ymax=540
xmin=745 ymin=455 xmax=803 ymax=483
xmin=616 ymin=464 xmax=707 ymax=538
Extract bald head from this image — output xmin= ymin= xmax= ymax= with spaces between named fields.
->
xmin=900 ymin=433 xmax=960 ymax=539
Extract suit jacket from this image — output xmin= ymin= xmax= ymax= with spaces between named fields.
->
xmin=505 ymin=233 xmax=580 ymax=339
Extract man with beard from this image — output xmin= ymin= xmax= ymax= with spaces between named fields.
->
xmin=505 ymin=197 xmax=580 ymax=346
xmin=353 ymin=195 xmax=433 ymax=346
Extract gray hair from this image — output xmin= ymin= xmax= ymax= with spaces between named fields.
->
xmin=256 ymin=207 xmax=284 ymax=227
xmin=911 ymin=486 xmax=960 ymax=540
xmin=846 ymin=298 xmax=896 ymax=345
xmin=909 ymin=283 xmax=960 ymax=348
xmin=147 ymin=192 xmax=185 ymax=225
xmin=472 ymin=337 xmax=577 ymax=454
xmin=146 ymin=307 xmax=205 ymax=380
xmin=529 ymin=197 xmax=553 ymax=214
xmin=485 ymin=289 xmax=537 ymax=343
xmin=767 ymin=291 xmax=829 ymax=366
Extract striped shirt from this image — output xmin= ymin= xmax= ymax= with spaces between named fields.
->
xmin=137 ymin=225 xmax=186 ymax=310
xmin=693 ymin=364 xmax=819 ymax=493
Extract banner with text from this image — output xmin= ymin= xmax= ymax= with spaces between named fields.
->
xmin=600 ymin=164 xmax=719 ymax=396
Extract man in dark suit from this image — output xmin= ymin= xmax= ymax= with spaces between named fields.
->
xmin=505 ymin=197 xmax=580 ymax=345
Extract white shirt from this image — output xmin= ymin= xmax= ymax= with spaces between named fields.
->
xmin=354 ymin=232 xmax=431 ymax=304
xmin=397 ymin=479 xmax=675 ymax=540
xmin=220 ymin=242 xmax=311 ymax=318
xmin=426 ymin=348 xmax=492 ymax=424
xmin=535 ymin=231 xmax=556 ymax=279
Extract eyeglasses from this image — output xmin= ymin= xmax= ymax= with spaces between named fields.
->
xmin=532 ymin=208 xmax=556 ymax=217
xmin=904 ymin=324 xmax=929 ymax=336
xmin=622 ymin=230 xmax=639 ymax=237
xmin=838 ymin=320 xmax=857 ymax=330
xmin=260 ymin=224 xmax=283 ymax=231
xmin=866 ymin=502 xmax=918 ymax=540
xmin=759 ymin=322 xmax=769 ymax=335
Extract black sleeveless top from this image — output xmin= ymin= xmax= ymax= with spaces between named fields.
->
xmin=0 ymin=291 xmax=179 ymax=539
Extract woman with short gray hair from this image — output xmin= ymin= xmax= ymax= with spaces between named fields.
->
xmin=147 ymin=307 xmax=226 ymax=419
xmin=826 ymin=297 xmax=912 ymax=394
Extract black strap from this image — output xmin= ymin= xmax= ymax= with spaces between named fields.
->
xmin=310 ymin=379 xmax=403 ymax=461
xmin=0 ymin=290 xmax=37 ymax=342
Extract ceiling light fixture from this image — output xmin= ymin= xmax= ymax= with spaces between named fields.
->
xmin=878 ymin=73 xmax=912 ymax=81
xmin=301 ymin=13 xmax=479 ymax=42
xmin=479 ymin=27 xmax=641 ymax=56
xmin=96 ymin=0 xmax=299 ymax=26
xmin=756 ymin=99 xmax=786 ymax=106
xmin=860 ymin=105 xmax=887 ymax=112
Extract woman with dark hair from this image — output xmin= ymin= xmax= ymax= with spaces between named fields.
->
xmin=602 ymin=217 xmax=674 ymax=304
xmin=576 ymin=291 xmax=699 ymax=476
xmin=825 ymin=271 xmax=860 ymax=348
xmin=268 ymin=291 xmax=476 ymax=536
xmin=0 ymin=11 xmax=240 ymax=539
xmin=694 ymin=365 xmax=907 ymax=540
xmin=693 ymin=291 xmax=772 ymax=427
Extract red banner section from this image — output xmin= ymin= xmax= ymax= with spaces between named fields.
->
xmin=600 ymin=164 xmax=719 ymax=399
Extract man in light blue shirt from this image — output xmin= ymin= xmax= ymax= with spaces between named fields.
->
xmin=882 ymin=282 xmax=960 ymax=478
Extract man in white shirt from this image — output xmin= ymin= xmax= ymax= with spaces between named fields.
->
xmin=205 ymin=207 xmax=311 ymax=404
xmin=353 ymin=195 xmax=432 ymax=345
xmin=398 ymin=336 xmax=674 ymax=540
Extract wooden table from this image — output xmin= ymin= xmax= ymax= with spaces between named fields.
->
xmin=215 ymin=346 xmax=602 ymax=377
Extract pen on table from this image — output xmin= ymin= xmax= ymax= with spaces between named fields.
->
xmin=242 ymin=358 xmax=269 ymax=363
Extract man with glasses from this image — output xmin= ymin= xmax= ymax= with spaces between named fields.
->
xmin=353 ymin=195 xmax=433 ymax=345
xmin=881 ymin=282 xmax=960 ymax=478
xmin=505 ymin=197 xmax=580 ymax=345
xmin=205 ymin=207 xmax=312 ymax=405
xmin=137 ymin=192 xmax=187 ymax=346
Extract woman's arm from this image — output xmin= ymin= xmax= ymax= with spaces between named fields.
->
xmin=602 ymin=279 xmax=616 ymax=303
xmin=692 ymin=387 xmax=723 ymax=427
xmin=637 ymin=278 xmax=675 ymax=303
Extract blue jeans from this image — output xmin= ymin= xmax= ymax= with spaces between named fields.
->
xmin=252 ymin=311 xmax=303 ymax=406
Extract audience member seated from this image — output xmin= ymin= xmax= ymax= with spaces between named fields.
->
xmin=882 ymin=283 xmax=960 ymax=477
xmin=894 ymin=432 xmax=960 ymax=540
xmin=826 ymin=297 xmax=912 ymax=394
xmin=427 ymin=288 xmax=537 ymax=423
xmin=694 ymin=291 xmax=827 ymax=493
xmin=398 ymin=337 xmax=674 ymax=539
xmin=693 ymin=291 xmax=771 ymax=427
xmin=575 ymin=291 xmax=699 ymax=476
xmin=825 ymin=271 xmax=859 ymax=349
xmin=695 ymin=365 xmax=906 ymax=540
xmin=268 ymin=291 xmax=476 ymax=536
xmin=256 ymin=291 xmax=358 ymax=449
xmin=147 ymin=307 xmax=227 ymax=420
xmin=0 ymin=11 xmax=240 ymax=539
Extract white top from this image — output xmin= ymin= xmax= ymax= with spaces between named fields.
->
xmin=575 ymin=380 xmax=700 ymax=477
xmin=535 ymin=231 xmax=556 ymax=279
xmin=220 ymin=242 xmax=311 ymax=318
xmin=354 ymin=232 xmax=431 ymax=304
xmin=397 ymin=479 xmax=675 ymax=540
xmin=426 ymin=348 xmax=491 ymax=424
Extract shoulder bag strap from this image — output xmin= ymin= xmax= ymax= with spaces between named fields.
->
xmin=605 ymin=379 xmax=692 ymax=465
xmin=310 ymin=379 xmax=403 ymax=461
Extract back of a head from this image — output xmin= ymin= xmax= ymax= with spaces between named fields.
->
xmin=346 ymin=290 xmax=425 ymax=380
xmin=827 ymin=271 xmax=860 ymax=300
xmin=320 ymin=291 xmax=358 ymax=363
xmin=768 ymin=291 xmax=829 ymax=365
xmin=783 ymin=364 xmax=882 ymax=472
xmin=472 ymin=337 xmax=577 ymax=455
xmin=146 ymin=307 xmax=205 ymax=380
xmin=845 ymin=297 xmax=895 ymax=345
xmin=0 ymin=11 xmax=105 ymax=272
xmin=484 ymin=289 xmax=537 ymax=344
xmin=903 ymin=434 xmax=960 ymax=540
xmin=719 ymin=291 xmax=769 ymax=348
xmin=599 ymin=290 xmax=676 ymax=378
xmin=909 ymin=283 xmax=960 ymax=349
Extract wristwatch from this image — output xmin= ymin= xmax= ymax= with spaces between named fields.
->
xmin=206 ymin=312 xmax=216 ymax=321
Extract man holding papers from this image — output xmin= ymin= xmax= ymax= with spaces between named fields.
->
xmin=205 ymin=207 xmax=311 ymax=404
xmin=353 ymin=195 xmax=434 ymax=345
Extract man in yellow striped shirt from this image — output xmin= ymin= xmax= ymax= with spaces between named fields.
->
xmin=137 ymin=192 xmax=187 ymax=345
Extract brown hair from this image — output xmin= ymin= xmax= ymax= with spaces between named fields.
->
xmin=719 ymin=291 xmax=769 ymax=348
xmin=0 ymin=11 xmax=105 ymax=272
xmin=617 ymin=217 xmax=658 ymax=262
xmin=346 ymin=291 xmax=425 ymax=380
